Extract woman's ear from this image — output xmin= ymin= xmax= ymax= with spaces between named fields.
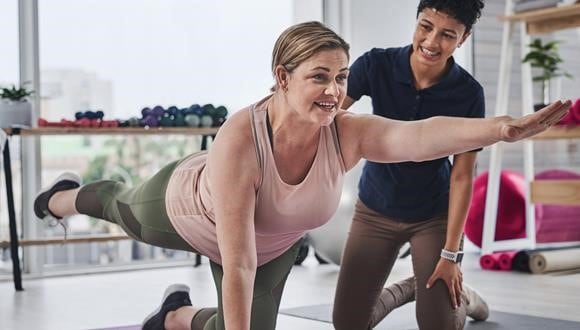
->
xmin=458 ymin=31 xmax=471 ymax=48
xmin=275 ymin=65 xmax=289 ymax=92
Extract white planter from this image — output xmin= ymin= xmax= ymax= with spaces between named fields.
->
xmin=0 ymin=100 xmax=32 ymax=128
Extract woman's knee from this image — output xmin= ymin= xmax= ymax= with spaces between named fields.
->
xmin=332 ymin=307 xmax=370 ymax=330
xmin=416 ymin=299 xmax=466 ymax=330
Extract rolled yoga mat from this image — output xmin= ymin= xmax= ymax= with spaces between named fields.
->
xmin=513 ymin=245 xmax=580 ymax=273
xmin=480 ymin=253 xmax=502 ymax=270
xmin=529 ymin=248 xmax=580 ymax=274
xmin=498 ymin=251 xmax=518 ymax=270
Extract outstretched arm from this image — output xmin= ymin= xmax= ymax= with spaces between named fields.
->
xmin=207 ymin=110 xmax=261 ymax=330
xmin=337 ymin=100 xmax=571 ymax=170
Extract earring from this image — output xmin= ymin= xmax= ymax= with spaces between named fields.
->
xmin=458 ymin=43 xmax=462 ymax=48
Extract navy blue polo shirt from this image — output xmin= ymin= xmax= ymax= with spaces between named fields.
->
xmin=348 ymin=45 xmax=485 ymax=222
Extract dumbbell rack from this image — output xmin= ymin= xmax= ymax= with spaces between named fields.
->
xmin=2 ymin=126 xmax=219 ymax=291
xmin=9 ymin=126 xmax=220 ymax=136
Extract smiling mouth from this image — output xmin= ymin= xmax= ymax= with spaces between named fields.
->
xmin=315 ymin=101 xmax=336 ymax=112
xmin=420 ymin=46 xmax=441 ymax=59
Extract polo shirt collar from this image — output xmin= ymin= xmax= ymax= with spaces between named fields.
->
xmin=393 ymin=44 xmax=461 ymax=90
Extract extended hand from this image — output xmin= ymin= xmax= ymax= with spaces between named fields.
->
xmin=500 ymin=100 xmax=572 ymax=142
xmin=426 ymin=258 xmax=463 ymax=309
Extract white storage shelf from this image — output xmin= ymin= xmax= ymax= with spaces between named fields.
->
xmin=482 ymin=1 xmax=580 ymax=254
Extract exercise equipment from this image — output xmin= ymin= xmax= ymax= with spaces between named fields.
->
xmin=159 ymin=114 xmax=173 ymax=127
xmin=465 ymin=171 xmax=527 ymax=247
xmin=307 ymin=161 xmax=364 ymax=265
xmin=185 ymin=114 xmax=201 ymax=127
xmin=498 ymin=251 xmax=517 ymax=270
xmin=173 ymin=113 xmax=186 ymax=127
xmin=166 ymin=106 xmax=179 ymax=116
xmin=200 ymin=115 xmax=213 ymax=128
xmin=512 ymin=245 xmax=580 ymax=272
xmin=479 ymin=253 xmax=501 ymax=270
xmin=529 ymin=248 xmax=580 ymax=274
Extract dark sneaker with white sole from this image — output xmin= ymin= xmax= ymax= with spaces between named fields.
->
xmin=142 ymin=284 xmax=193 ymax=330
xmin=34 ymin=172 xmax=82 ymax=222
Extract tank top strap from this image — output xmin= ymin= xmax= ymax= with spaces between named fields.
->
xmin=328 ymin=120 xmax=346 ymax=172
xmin=248 ymin=95 xmax=272 ymax=189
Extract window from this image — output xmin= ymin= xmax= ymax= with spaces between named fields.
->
xmin=33 ymin=0 xmax=293 ymax=271
xmin=0 ymin=0 xmax=19 ymax=274
xmin=39 ymin=0 xmax=293 ymax=119
xmin=0 ymin=0 xmax=19 ymax=86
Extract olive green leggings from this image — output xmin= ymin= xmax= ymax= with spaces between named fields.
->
xmin=75 ymin=158 xmax=300 ymax=330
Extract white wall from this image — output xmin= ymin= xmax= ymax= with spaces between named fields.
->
xmin=341 ymin=0 xmax=416 ymax=113
xmin=293 ymin=0 xmax=323 ymax=23
xmin=339 ymin=0 xmax=476 ymax=113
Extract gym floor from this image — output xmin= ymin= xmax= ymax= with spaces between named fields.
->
xmin=1 ymin=251 xmax=579 ymax=330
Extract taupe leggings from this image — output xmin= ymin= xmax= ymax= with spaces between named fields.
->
xmin=333 ymin=199 xmax=466 ymax=330
xmin=74 ymin=158 xmax=300 ymax=330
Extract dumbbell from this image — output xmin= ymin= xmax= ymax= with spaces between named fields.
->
xmin=188 ymin=104 xmax=203 ymax=116
xmin=202 ymin=104 xmax=215 ymax=117
xmin=214 ymin=106 xmax=228 ymax=119
xmin=150 ymin=106 xmax=165 ymax=118
xmin=159 ymin=113 xmax=174 ymax=127
xmin=185 ymin=114 xmax=201 ymax=127
xmin=212 ymin=105 xmax=228 ymax=126
xmin=74 ymin=118 xmax=91 ymax=127
xmin=128 ymin=117 xmax=140 ymax=127
xmin=100 ymin=120 xmax=119 ymax=128
xmin=38 ymin=118 xmax=66 ymax=127
xmin=75 ymin=110 xmax=105 ymax=120
xmin=166 ymin=106 xmax=180 ymax=116
xmin=141 ymin=115 xmax=159 ymax=127
xmin=200 ymin=115 xmax=213 ymax=128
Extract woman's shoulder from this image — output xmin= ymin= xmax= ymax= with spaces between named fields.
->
xmin=213 ymin=106 xmax=253 ymax=146
xmin=453 ymin=63 xmax=484 ymax=93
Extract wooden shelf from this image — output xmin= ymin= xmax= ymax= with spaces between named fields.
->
xmin=531 ymin=179 xmax=580 ymax=205
xmin=0 ymin=234 xmax=130 ymax=249
xmin=3 ymin=126 xmax=220 ymax=136
xmin=502 ymin=3 xmax=580 ymax=34
xmin=533 ymin=126 xmax=580 ymax=140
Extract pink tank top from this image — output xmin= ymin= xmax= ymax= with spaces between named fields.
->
xmin=165 ymin=95 xmax=345 ymax=266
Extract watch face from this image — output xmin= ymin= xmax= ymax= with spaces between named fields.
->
xmin=456 ymin=253 xmax=464 ymax=263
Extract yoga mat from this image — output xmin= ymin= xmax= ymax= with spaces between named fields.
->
xmin=498 ymin=251 xmax=517 ymax=270
xmin=480 ymin=253 xmax=501 ymax=270
xmin=280 ymin=303 xmax=580 ymax=329
xmin=513 ymin=245 xmax=580 ymax=273
xmin=529 ymin=248 xmax=580 ymax=274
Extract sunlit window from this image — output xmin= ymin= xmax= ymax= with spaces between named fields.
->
xmin=31 ymin=0 xmax=293 ymax=270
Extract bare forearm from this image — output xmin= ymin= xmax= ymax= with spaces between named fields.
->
xmin=413 ymin=116 xmax=503 ymax=162
xmin=445 ymin=178 xmax=473 ymax=251
xmin=222 ymin=269 xmax=256 ymax=330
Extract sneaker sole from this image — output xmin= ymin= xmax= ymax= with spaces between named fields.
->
xmin=34 ymin=172 xmax=82 ymax=220
xmin=142 ymin=283 xmax=191 ymax=327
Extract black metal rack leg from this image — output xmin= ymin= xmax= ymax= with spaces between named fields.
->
xmin=3 ymin=141 xmax=23 ymax=291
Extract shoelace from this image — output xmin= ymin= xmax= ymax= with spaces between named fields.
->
xmin=48 ymin=217 xmax=68 ymax=241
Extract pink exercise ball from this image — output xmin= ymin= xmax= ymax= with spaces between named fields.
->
xmin=465 ymin=171 xmax=526 ymax=247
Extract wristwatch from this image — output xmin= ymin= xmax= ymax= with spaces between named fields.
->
xmin=440 ymin=249 xmax=464 ymax=263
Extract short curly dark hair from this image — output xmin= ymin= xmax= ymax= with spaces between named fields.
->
xmin=417 ymin=0 xmax=485 ymax=33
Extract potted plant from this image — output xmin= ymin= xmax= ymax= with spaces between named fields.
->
xmin=0 ymin=83 xmax=34 ymax=128
xmin=522 ymin=38 xmax=572 ymax=111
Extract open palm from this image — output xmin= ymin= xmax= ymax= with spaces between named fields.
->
xmin=500 ymin=100 xmax=572 ymax=143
